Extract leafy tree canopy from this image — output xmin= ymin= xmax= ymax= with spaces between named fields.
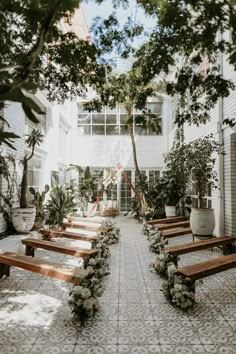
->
xmin=133 ymin=0 xmax=236 ymax=126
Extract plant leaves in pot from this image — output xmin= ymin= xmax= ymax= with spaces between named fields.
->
xmin=12 ymin=129 xmax=44 ymax=233
xmin=186 ymin=136 xmax=222 ymax=239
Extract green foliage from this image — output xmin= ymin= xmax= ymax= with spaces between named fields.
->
xmin=84 ymin=69 xmax=162 ymax=186
xmin=134 ymin=0 xmax=236 ymax=127
xmin=20 ymin=129 xmax=44 ymax=208
xmin=0 ymin=0 xmax=108 ymax=103
xmin=45 ymin=185 xmax=77 ymax=227
xmin=160 ymin=129 xmax=189 ymax=208
xmin=131 ymin=175 xmax=165 ymax=222
xmin=29 ymin=184 xmax=50 ymax=221
xmin=0 ymin=152 xmax=17 ymax=233
xmin=184 ymin=135 xmax=223 ymax=209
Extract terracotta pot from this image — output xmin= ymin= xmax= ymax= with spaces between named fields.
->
xmin=190 ymin=208 xmax=215 ymax=239
xmin=12 ymin=207 xmax=36 ymax=233
xmin=165 ymin=205 xmax=176 ymax=218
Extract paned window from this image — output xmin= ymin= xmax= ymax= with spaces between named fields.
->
xmin=78 ymin=102 xmax=162 ymax=136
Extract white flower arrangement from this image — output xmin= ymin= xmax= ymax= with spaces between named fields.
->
xmin=69 ymin=266 xmax=104 ymax=322
xmin=101 ymin=219 xmax=121 ymax=244
xmin=148 ymin=230 xmax=167 ymax=254
xmin=69 ymin=233 xmax=112 ymax=322
xmin=162 ymin=266 xmax=195 ymax=310
xmin=152 ymin=248 xmax=178 ymax=277
xmin=102 ymin=168 xmax=119 ymax=191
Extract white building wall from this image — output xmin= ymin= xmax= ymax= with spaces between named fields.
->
xmin=167 ymin=52 xmax=236 ymax=236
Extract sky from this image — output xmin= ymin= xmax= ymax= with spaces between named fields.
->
xmin=82 ymin=0 xmax=156 ymax=71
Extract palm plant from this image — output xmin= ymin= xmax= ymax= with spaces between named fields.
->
xmin=20 ymin=129 xmax=44 ymax=208
xmin=45 ymin=185 xmax=77 ymax=227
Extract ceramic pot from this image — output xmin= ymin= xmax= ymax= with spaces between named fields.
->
xmin=12 ymin=207 xmax=36 ymax=233
xmin=190 ymin=208 xmax=215 ymax=239
xmin=165 ymin=205 xmax=176 ymax=218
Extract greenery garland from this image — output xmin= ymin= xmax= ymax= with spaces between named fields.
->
xmin=162 ymin=264 xmax=195 ymax=310
xmin=69 ymin=233 xmax=112 ymax=322
xmin=101 ymin=219 xmax=121 ymax=244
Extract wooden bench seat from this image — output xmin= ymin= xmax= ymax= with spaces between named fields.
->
xmin=40 ymin=229 xmax=98 ymax=242
xmin=0 ymin=252 xmax=88 ymax=283
xmin=155 ymin=220 xmax=190 ymax=231
xmin=62 ymin=222 xmax=111 ymax=233
xmin=147 ymin=216 xmax=187 ymax=226
xmin=67 ymin=216 xmax=104 ymax=224
xmin=162 ymin=227 xmax=192 ymax=239
xmin=167 ymin=236 xmax=235 ymax=256
xmin=177 ymin=253 xmax=236 ymax=281
xmin=22 ymin=238 xmax=98 ymax=258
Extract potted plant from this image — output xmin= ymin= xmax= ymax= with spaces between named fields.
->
xmin=185 ymin=135 xmax=222 ymax=239
xmin=29 ymin=184 xmax=50 ymax=230
xmin=160 ymin=176 xmax=183 ymax=217
xmin=45 ymin=185 xmax=77 ymax=229
xmin=11 ymin=129 xmax=44 ymax=233
xmin=161 ymin=131 xmax=189 ymax=217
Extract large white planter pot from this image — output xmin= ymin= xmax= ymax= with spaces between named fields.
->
xmin=165 ymin=205 xmax=176 ymax=218
xmin=12 ymin=207 xmax=36 ymax=233
xmin=0 ymin=213 xmax=7 ymax=234
xmin=190 ymin=208 xmax=215 ymax=239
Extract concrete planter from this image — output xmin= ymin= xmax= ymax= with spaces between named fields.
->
xmin=190 ymin=208 xmax=215 ymax=239
xmin=12 ymin=207 xmax=36 ymax=233
xmin=165 ymin=205 xmax=176 ymax=218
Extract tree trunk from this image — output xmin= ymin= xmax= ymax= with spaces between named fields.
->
xmin=128 ymin=124 xmax=142 ymax=183
xmin=20 ymin=159 xmax=28 ymax=208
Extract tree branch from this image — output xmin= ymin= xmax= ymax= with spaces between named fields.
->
xmin=0 ymin=0 xmax=62 ymax=96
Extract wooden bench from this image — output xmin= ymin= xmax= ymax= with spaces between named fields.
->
xmin=62 ymin=222 xmax=111 ymax=233
xmin=162 ymin=227 xmax=192 ymax=239
xmin=67 ymin=216 xmax=104 ymax=224
xmin=0 ymin=252 xmax=89 ymax=283
xmin=167 ymin=236 xmax=235 ymax=256
xmin=177 ymin=253 xmax=236 ymax=281
xmin=147 ymin=216 xmax=187 ymax=226
xmin=155 ymin=220 xmax=190 ymax=231
xmin=40 ymin=229 xmax=98 ymax=242
xmin=21 ymin=238 xmax=98 ymax=258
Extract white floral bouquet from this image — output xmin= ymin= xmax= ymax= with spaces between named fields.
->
xmin=142 ymin=222 xmax=153 ymax=237
xmin=162 ymin=268 xmax=195 ymax=310
xmin=148 ymin=230 xmax=167 ymax=254
xmin=153 ymin=250 xmax=178 ymax=277
xmin=102 ymin=168 xmax=119 ymax=191
xmin=101 ymin=220 xmax=121 ymax=244
xmin=69 ymin=268 xmax=104 ymax=322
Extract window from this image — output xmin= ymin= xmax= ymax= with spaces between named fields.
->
xmin=120 ymin=170 xmax=132 ymax=211
xmin=77 ymin=102 xmax=163 ymax=136
xmin=191 ymin=182 xmax=212 ymax=209
xmin=149 ymin=170 xmax=160 ymax=184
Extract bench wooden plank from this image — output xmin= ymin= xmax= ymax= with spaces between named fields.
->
xmin=167 ymin=236 xmax=235 ymax=256
xmin=67 ymin=216 xmax=104 ymax=224
xmin=177 ymin=253 xmax=236 ymax=281
xmin=62 ymin=222 xmax=111 ymax=233
xmin=40 ymin=229 xmax=98 ymax=242
xmin=162 ymin=227 xmax=192 ymax=239
xmin=22 ymin=238 xmax=97 ymax=258
xmin=147 ymin=216 xmax=187 ymax=225
xmin=155 ymin=220 xmax=190 ymax=231
xmin=0 ymin=252 xmax=88 ymax=283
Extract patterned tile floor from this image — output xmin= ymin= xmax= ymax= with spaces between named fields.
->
xmin=1 ymin=216 xmax=236 ymax=354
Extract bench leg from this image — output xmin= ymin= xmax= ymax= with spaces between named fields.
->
xmin=223 ymin=243 xmax=236 ymax=255
xmin=25 ymin=245 xmax=35 ymax=257
xmin=0 ymin=264 xmax=10 ymax=279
